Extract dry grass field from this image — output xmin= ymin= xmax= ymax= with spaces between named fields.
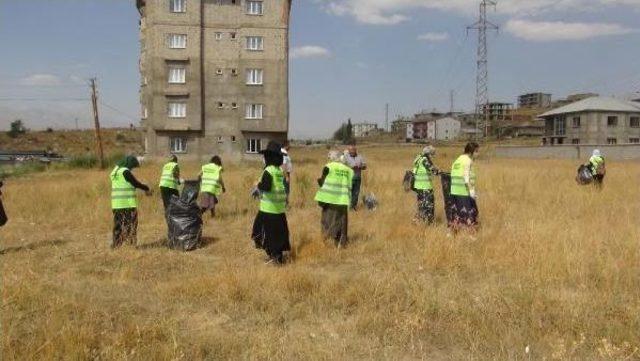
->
xmin=1 ymin=145 xmax=639 ymax=360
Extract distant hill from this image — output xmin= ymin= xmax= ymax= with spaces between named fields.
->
xmin=0 ymin=128 xmax=144 ymax=157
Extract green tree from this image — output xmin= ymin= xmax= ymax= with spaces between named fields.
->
xmin=8 ymin=119 xmax=27 ymax=138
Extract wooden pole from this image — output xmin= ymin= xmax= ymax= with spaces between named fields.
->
xmin=90 ymin=78 xmax=105 ymax=169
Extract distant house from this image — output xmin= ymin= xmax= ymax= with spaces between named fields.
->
xmin=353 ymin=123 xmax=379 ymax=138
xmin=408 ymin=116 xmax=461 ymax=141
xmin=539 ymin=97 xmax=640 ymax=145
xmin=392 ymin=117 xmax=412 ymax=135
xmin=431 ymin=117 xmax=461 ymax=141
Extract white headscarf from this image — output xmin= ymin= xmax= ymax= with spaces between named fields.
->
xmin=328 ymin=150 xmax=341 ymax=162
xmin=592 ymin=149 xmax=601 ymax=157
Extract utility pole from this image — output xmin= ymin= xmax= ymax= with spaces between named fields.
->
xmin=90 ymin=78 xmax=105 ymax=169
xmin=449 ymin=90 xmax=455 ymax=114
xmin=385 ymin=103 xmax=389 ymax=132
xmin=74 ymin=117 xmax=79 ymax=130
xmin=467 ymin=0 xmax=498 ymax=139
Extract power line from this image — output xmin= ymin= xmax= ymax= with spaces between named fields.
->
xmin=99 ymin=100 xmax=138 ymax=123
xmin=0 ymin=97 xmax=88 ymax=101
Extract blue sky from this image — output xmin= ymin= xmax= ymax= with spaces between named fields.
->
xmin=1 ymin=0 xmax=639 ymax=138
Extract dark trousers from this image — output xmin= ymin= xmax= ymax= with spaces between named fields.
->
xmin=416 ymin=189 xmax=435 ymax=224
xmin=160 ymin=187 xmax=179 ymax=212
xmin=320 ymin=203 xmax=349 ymax=246
xmin=112 ymin=208 xmax=138 ymax=248
xmin=351 ymin=177 xmax=362 ymax=209
xmin=0 ymin=198 xmax=7 ymax=227
xmin=593 ymin=174 xmax=605 ymax=189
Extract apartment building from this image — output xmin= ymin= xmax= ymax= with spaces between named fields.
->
xmin=136 ymin=0 xmax=291 ymax=159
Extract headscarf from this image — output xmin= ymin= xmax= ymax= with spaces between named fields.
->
xmin=328 ymin=150 xmax=341 ymax=162
xmin=592 ymin=149 xmax=601 ymax=157
xmin=169 ymin=155 xmax=178 ymax=163
xmin=422 ymin=145 xmax=435 ymax=156
xmin=117 ymin=155 xmax=140 ymax=169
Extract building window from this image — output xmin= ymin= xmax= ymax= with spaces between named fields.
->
xmin=168 ymin=65 xmax=186 ymax=84
xmin=246 ymin=36 xmax=264 ymax=51
xmin=630 ymin=117 xmax=640 ymax=128
xmin=169 ymin=34 xmax=187 ymax=49
xmin=230 ymin=32 xmax=237 ymax=40
xmin=231 ymin=136 xmax=237 ymax=142
xmin=246 ymin=68 xmax=263 ymax=85
xmin=607 ymin=138 xmax=617 ymax=145
xmin=170 ymin=0 xmax=186 ymax=13
xmin=246 ymin=0 xmax=263 ymax=15
xmin=142 ymin=106 xmax=148 ymax=119
xmin=553 ymin=117 xmax=565 ymax=136
xmin=216 ymin=68 xmax=223 ymax=75
xmin=217 ymin=136 xmax=224 ymax=143
xmin=217 ymin=102 xmax=224 ymax=109
xmin=231 ymin=68 xmax=238 ymax=76
xmin=231 ymin=102 xmax=238 ymax=109
xmin=629 ymin=138 xmax=639 ymax=144
xmin=572 ymin=116 xmax=581 ymax=128
xmin=170 ymin=137 xmax=187 ymax=153
xmin=168 ymin=102 xmax=186 ymax=118
xmin=607 ymin=116 xmax=618 ymax=127
xmin=215 ymin=32 xmax=223 ymax=40
xmin=246 ymin=138 xmax=261 ymax=153
xmin=571 ymin=138 xmax=580 ymax=144
xmin=245 ymin=104 xmax=263 ymax=119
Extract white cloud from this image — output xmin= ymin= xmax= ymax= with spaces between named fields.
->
xmin=505 ymin=19 xmax=636 ymax=41
xmin=321 ymin=0 xmax=640 ymax=25
xmin=19 ymin=74 xmax=62 ymax=87
xmin=69 ymin=75 xmax=85 ymax=85
xmin=417 ymin=32 xmax=450 ymax=42
xmin=291 ymin=45 xmax=332 ymax=59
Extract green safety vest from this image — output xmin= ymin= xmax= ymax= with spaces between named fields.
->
xmin=201 ymin=163 xmax=222 ymax=195
xmin=412 ymin=155 xmax=433 ymax=191
xmin=110 ymin=166 xmax=137 ymax=209
xmin=589 ymin=155 xmax=604 ymax=175
xmin=314 ymin=162 xmax=354 ymax=206
xmin=450 ymin=154 xmax=475 ymax=197
xmin=158 ymin=162 xmax=178 ymax=190
xmin=259 ymin=166 xmax=287 ymax=214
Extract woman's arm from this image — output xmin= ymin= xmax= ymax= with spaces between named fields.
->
xmin=123 ymin=170 xmax=150 ymax=192
xmin=257 ymin=171 xmax=272 ymax=192
xmin=317 ymin=167 xmax=330 ymax=187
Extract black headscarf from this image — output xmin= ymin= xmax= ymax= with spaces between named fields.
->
xmin=264 ymin=152 xmax=283 ymax=167
xmin=117 ymin=156 xmax=140 ymax=169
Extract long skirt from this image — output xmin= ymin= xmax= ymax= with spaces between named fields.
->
xmin=450 ymin=195 xmax=479 ymax=229
xmin=251 ymin=211 xmax=290 ymax=263
xmin=416 ymin=190 xmax=435 ymax=224
xmin=199 ymin=192 xmax=219 ymax=217
xmin=320 ymin=203 xmax=348 ymax=246
xmin=112 ymin=208 xmax=138 ymax=248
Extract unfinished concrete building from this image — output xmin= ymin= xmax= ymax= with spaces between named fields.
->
xmin=518 ymin=93 xmax=552 ymax=108
xmin=135 ymin=0 xmax=291 ymax=160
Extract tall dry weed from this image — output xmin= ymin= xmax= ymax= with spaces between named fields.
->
xmin=1 ymin=145 xmax=638 ymax=360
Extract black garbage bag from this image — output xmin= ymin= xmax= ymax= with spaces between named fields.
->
xmin=440 ymin=173 xmax=454 ymax=225
xmin=576 ymin=164 xmax=594 ymax=185
xmin=167 ymin=180 xmax=202 ymax=251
